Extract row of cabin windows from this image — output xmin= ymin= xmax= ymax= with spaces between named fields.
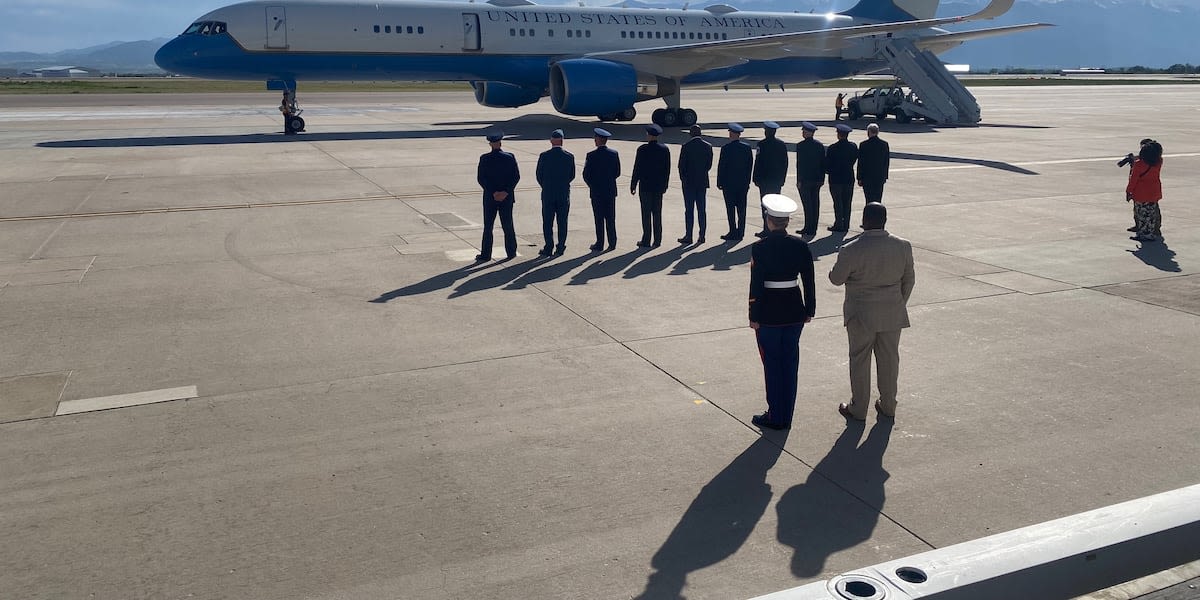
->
xmin=508 ymin=28 xmax=591 ymax=38
xmin=373 ymin=25 xmax=425 ymax=34
xmin=622 ymin=30 xmax=728 ymax=41
xmin=506 ymin=29 xmax=728 ymax=40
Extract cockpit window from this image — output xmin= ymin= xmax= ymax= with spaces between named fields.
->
xmin=182 ymin=21 xmax=229 ymax=35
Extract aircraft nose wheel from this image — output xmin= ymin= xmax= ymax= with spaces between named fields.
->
xmin=284 ymin=115 xmax=306 ymax=135
xmin=651 ymin=108 xmax=697 ymax=127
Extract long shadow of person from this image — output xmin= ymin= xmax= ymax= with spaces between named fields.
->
xmin=712 ymin=244 xmax=752 ymax=271
xmin=776 ymin=420 xmax=893 ymax=578
xmin=808 ymin=232 xmax=849 ymax=260
xmin=448 ymin=257 xmax=548 ymax=297
xmin=503 ymin=253 xmax=595 ymax=290
xmin=1128 ymin=240 xmax=1181 ymax=272
xmin=625 ymin=245 xmax=691 ymax=279
xmin=670 ymin=244 xmax=734 ymax=276
xmin=568 ymin=248 xmax=646 ymax=285
xmin=635 ymin=433 xmax=789 ymax=600
xmin=369 ymin=262 xmax=494 ymax=303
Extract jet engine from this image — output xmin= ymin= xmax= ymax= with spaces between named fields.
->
xmin=549 ymin=58 xmax=677 ymax=117
xmin=471 ymin=81 xmax=544 ymax=108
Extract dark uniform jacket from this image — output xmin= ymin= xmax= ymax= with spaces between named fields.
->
xmin=717 ymin=140 xmax=753 ymax=191
xmin=678 ymin=137 xmax=713 ymax=190
xmin=631 ymin=141 xmax=671 ymax=194
xmin=752 ymin=136 xmax=788 ymax=189
xmin=536 ymin=146 xmax=576 ymax=201
xmin=795 ymin=138 xmax=827 ymax=185
xmin=749 ymin=230 xmax=816 ymax=326
xmin=857 ymin=136 xmax=890 ymax=184
xmin=583 ymin=146 xmax=621 ymax=200
xmin=477 ymin=148 xmax=520 ymax=200
xmin=825 ymin=139 xmax=859 ymax=186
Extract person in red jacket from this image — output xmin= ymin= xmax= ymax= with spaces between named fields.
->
xmin=1126 ymin=141 xmax=1164 ymax=242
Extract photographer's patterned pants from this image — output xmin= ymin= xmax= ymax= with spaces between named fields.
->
xmin=1134 ymin=202 xmax=1162 ymax=240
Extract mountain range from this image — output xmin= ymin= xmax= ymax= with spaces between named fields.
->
xmin=0 ymin=0 xmax=1195 ymax=74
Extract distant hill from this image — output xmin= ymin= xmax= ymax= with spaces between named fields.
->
xmin=0 ymin=39 xmax=169 ymax=74
xmin=0 ymin=0 xmax=1195 ymax=74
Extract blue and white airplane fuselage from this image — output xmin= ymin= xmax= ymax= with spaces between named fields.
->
xmin=154 ymin=0 xmax=1047 ymax=126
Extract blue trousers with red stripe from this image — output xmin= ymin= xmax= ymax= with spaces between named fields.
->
xmin=756 ymin=323 xmax=804 ymax=427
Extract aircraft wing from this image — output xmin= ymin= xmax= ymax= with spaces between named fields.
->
xmin=914 ymin=23 xmax=1054 ymax=48
xmin=580 ymin=0 xmax=1022 ymax=78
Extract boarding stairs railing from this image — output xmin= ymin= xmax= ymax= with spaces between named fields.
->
xmin=879 ymin=37 xmax=981 ymax=125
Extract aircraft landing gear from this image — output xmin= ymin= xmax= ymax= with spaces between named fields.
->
xmin=651 ymin=108 xmax=697 ymax=128
xmin=279 ymin=88 xmax=305 ymax=135
xmin=598 ymin=107 xmax=637 ymax=122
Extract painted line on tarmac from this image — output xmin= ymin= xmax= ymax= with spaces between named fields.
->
xmin=0 ymin=192 xmax=445 ymax=223
xmin=893 ymin=152 xmax=1200 ymax=173
xmin=55 ymin=386 xmax=198 ymax=416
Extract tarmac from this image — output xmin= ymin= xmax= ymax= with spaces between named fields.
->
xmin=0 ymin=85 xmax=1197 ymax=600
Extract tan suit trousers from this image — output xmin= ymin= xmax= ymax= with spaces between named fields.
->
xmin=846 ymin=319 xmax=902 ymax=419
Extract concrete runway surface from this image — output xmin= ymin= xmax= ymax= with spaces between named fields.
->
xmin=1 ymin=86 xmax=1198 ymax=600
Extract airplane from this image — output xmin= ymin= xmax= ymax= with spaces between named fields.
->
xmin=154 ymin=0 xmax=1050 ymax=131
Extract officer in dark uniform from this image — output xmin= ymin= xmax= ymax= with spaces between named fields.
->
xmin=794 ymin=121 xmax=826 ymax=239
xmin=749 ymin=194 xmax=816 ymax=430
xmin=535 ymin=128 xmax=576 ymax=257
xmin=752 ymin=121 xmax=788 ymax=237
xmin=677 ymin=124 xmax=713 ymax=244
xmin=475 ymin=130 xmax=520 ymax=261
xmin=717 ymin=122 xmax=753 ymax=241
xmin=631 ymin=123 xmax=671 ymax=248
xmin=582 ymin=128 xmax=621 ymax=252
xmin=826 ymin=123 xmax=859 ymax=232
xmin=857 ymin=123 xmax=890 ymax=204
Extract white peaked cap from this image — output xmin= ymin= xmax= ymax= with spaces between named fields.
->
xmin=762 ymin=194 xmax=798 ymax=217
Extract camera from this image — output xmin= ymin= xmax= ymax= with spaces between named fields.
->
xmin=1117 ymin=153 xmax=1135 ymax=167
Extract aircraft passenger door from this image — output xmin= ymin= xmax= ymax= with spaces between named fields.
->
xmin=266 ymin=6 xmax=288 ymax=49
xmin=462 ymin=13 xmax=481 ymax=51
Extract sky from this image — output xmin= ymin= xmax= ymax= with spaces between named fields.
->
xmin=0 ymin=0 xmax=230 ymax=53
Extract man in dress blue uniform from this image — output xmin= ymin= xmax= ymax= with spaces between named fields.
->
xmin=857 ymin=123 xmax=890 ymax=204
xmin=677 ymin=124 xmax=713 ymax=244
xmin=631 ymin=123 xmax=671 ymax=248
xmin=752 ymin=121 xmax=789 ymax=238
xmin=475 ymin=130 xmax=520 ymax=261
xmin=794 ymin=121 xmax=826 ymax=240
xmin=826 ymin=123 xmax=859 ymax=232
xmin=717 ymin=122 xmax=753 ymax=241
xmin=535 ymin=129 xmax=576 ymax=257
xmin=748 ymin=194 xmax=817 ymax=430
xmin=582 ymin=128 xmax=621 ymax=252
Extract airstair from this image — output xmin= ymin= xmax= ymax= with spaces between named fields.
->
xmin=878 ymin=37 xmax=981 ymax=125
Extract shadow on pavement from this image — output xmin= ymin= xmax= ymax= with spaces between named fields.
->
xmin=625 ymin=245 xmax=691 ymax=279
xmin=670 ymin=243 xmax=736 ymax=275
xmin=778 ymin=420 xmax=894 ymax=577
xmin=369 ymin=262 xmax=492 ymax=302
xmin=568 ymin=248 xmax=647 ymax=285
xmin=891 ymin=151 xmax=1039 ymax=175
xmin=1128 ymin=240 xmax=1181 ymax=272
xmin=635 ymin=433 xmax=790 ymax=600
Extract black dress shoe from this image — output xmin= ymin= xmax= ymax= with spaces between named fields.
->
xmin=677 ymin=237 xmax=693 ymax=244
xmin=751 ymin=412 xmax=789 ymax=430
xmin=838 ymin=403 xmax=866 ymax=421
xmin=697 ymin=236 xmax=705 ymax=243
xmin=1126 ymin=226 xmax=1139 ymax=232
xmin=475 ymin=254 xmax=490 ymax=262
xmin=754 ymin=231 xmax=767 ymax=238
xmin=537 ymin=247 xmax=552 ymax=257
xmin=636 ymin=240 xmax=650 ymax=247
xmin=554 ymin=246 xmax=566 ymax=256
xmin=719 ymin=233 xmax=732 ymax=240
xmin=589 ymin=243 xmax=603 ymax=251
xmin=651 ymin=242 xmax=661 ymax=248
xmin=606 ymin=244 xmax=616 ymax=251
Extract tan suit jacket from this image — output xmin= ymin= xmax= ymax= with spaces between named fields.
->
xmin=828 ymin=229 xmax=915 ymax=333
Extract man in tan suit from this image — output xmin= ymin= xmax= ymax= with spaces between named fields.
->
xmin=828 ymin=202 xmax=915 ymax=421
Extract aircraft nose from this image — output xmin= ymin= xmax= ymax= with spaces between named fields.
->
xmin=154 ymin=37 xmax=184 ymax=73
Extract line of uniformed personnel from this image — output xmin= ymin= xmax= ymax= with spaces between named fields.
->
xmin=474 ymin=121 xmax=890 ymax=259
